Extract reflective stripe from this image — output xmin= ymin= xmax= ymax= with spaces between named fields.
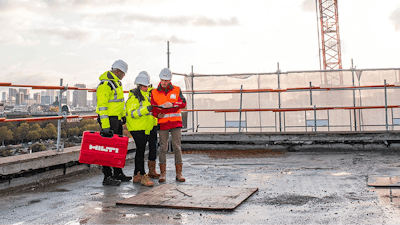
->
xmin=100 ymin=115 xmax=109 ymax=119
xmin=99 ymin=79 xmax=120 ymax=101
xmin=99 ymin=107 xmax=108 ymax=111
xmin=109 ymin=99 xmax=124 ymax=102
xmin=131 ymin=110 xmax=136 ymax=118
xmin=137 ymin=107 xmax=143 ymax=117
xmin=164 ymin=113 xmax=181 ymax=118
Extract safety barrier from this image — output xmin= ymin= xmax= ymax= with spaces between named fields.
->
xmin=2 ymin=66 xmax=400 ymax=150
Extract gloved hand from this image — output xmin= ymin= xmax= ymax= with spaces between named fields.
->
xmin=147 ymin=105 xmax=153 ymax=111
xmin=100 ymin=128 xmax=114 ymax=137
xmin=121 ymin=116 xmax=126 ymax=125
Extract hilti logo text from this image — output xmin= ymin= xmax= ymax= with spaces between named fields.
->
xmin=89 ymin=144 xmax=119 ymax=153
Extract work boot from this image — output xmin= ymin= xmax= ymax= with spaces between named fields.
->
xmin=102 ymin=176 xmax=121 ymax=186
xmin=133 ymin=172 xmax=142 ymax=183
xmin=141 ymin=174 xmax=154 ymax=187
xmin=114 ymin=172 xmax=132 ymax=182
xmin=175 ymin=164 xmax=185 ymax=182
xmin=148 ymin=161 xmax=160 ymax=178
xmin=159 ymin=164 xmax=166 ymax=182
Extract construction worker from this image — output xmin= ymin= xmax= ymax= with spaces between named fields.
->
xmin=96 ymin=59 xmax=132 ymax=186
xmin=151 ymin=68 xmax=186 ymax=182
xmin=141 ymin=73 xmax=161 ymax=179
xmin=125 ymin=71 xmax=154 ymax=187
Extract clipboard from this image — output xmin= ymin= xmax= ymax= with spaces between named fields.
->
xmin=152 ymin=105 xmax=180 ymax=114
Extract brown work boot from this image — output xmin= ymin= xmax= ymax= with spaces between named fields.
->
xmin=159 ymin=164 xmax=166 ymax=182
xmin=175 ymin=164 xmax=185 ymax=182
xmin=148 ymin=161 xmax=160 ymax=178
xmin=133 ymin=172 xmax=142 ymax=183
xmin=141 ymin=174 xmax=154 ymax=187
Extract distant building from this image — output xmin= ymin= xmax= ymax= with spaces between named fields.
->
xmin=33 ymin=92 xmax=41 ymax=104
xmin=2 ymin=92 xmax=8 ymax=102
xmin=9 ymin=88 xmax=18 ymax=101
xmin=8 ymin=96 xmax=15 ymax=105
xmin=19 ymin=88 xmax=29 ymax=102
xmin=92 ymin=90 xmax=97 ymax=107
xmin=46 ymin=89 xmax=55 ymax=105
xmin=61 ymin=95 xmax=68 ymax=105
xmin=66 ymin=90 xmax=71 ymax=105
xmin=15 ymin=92 xmax=24 ymax=105
xmin=41 ymin=96 xmax=51 ymax=105
xmin=73 ymin=84 xmax=87 ymax=107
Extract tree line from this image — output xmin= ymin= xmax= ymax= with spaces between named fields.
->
xmin=0 ymin=119 xmax=102 ymax=146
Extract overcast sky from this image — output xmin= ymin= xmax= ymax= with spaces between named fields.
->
xmin=0 ymin=0 xmax=399 ymax=95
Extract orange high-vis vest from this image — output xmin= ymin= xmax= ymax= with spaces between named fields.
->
xmin=151 ymin=86 xmax=182 ymax=124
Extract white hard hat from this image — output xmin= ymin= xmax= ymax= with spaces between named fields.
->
xmin=134 ymin=71 xmax=150 ymax=86
xmin=111 ymin=60 xmax=128 ymax=74
xmin=159 ymin=68 xmax=172 ymax=80
xmin=139 ymin=71 xmax=150 ymax=81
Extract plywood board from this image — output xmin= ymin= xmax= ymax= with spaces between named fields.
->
xmin=374 ymin=189 xmax=400 ymax=206
xmin=117 ymin=184 xmax=258 ymax=210
xmin=368 ymin=167 xmax=400 ymax=187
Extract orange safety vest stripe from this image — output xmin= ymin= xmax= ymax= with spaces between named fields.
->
xmin=152 ymin=86 xmax=182 ymax=124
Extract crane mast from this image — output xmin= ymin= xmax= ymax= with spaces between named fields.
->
xmin=317 ymin=0 xmax=343 ymax=85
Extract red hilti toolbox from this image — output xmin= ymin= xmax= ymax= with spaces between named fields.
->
xmin=79 ymin=131 xmax=129 ymax=168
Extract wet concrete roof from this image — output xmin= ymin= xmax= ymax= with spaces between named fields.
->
xmin=1 ymin=149 xmax=400 ymax=224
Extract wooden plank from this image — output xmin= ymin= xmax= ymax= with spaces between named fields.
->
xmin=116 ymin=184 xmax=258 ymax=210
xmin=368 ymin=167 xmax=400 ymax=187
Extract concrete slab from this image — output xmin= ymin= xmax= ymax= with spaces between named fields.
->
xmin=2 ymin=151 xmax=400 ymax=224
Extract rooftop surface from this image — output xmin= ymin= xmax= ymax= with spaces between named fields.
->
xmin=1 ymin=149 xmax=400 ymax=224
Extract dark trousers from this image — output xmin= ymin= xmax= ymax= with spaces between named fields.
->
xmin=97 ymin=116 xmax=123 ymax=177
xmin=148 ymin=125 xmax=158 ymax=161
xmin=130 ymin=130 xmax=147 ymax=175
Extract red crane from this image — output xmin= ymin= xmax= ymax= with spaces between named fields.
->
xmin=317 ymin=0 xmax=343 ymax=85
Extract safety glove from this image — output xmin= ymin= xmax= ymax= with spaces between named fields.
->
xmin=100 ymin=128 xmax=114 ymax=138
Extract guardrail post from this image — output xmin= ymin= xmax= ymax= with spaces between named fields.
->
xmin=57 ymin=79 xmax=66 ymax=152
xmin=385 ymin=79 xmax=388 ymax=131
xmin=277 ymin=62 xmax=282 ymax=132
xmin=351 ymin=59 xmax=357 ymax=131
xmin=191 ymin=65 xmax=195 ymax=133
xmin=309 ymin=82 xmax=313 ymax=105
xmin=239 ymin=85 xmax=243 ymax=133
xmin=314 ymin=105 xmax=317 ymax=132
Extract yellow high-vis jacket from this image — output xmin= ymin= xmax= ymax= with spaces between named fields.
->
xmin=125 ymin=88 xmax=154 ymax=135
xmin=95 ymin=71 xmax=125 ymax=129
xmin=146 ymin=86 xmax=158 ymax=127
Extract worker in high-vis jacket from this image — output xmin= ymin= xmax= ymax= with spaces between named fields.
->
xmin=150 ymin=68 xmax=186 ymax=182
xmin=125 ymin=71 xmax=155 ymax=187
xmin=140 ymin=72 xmax=161 ymax=179
xmin=96 ymin=59 xmax=132 ymax=186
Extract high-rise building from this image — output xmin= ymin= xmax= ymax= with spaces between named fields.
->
xmin=73 ymin=84 xmax=87 ymax=107
xmin=46 ymin=89 xmax=55 ymax=104
xmin=9 ymin=88 xmax=18 ymax=101
xmin=2 ymin=92 xmax=8 ymax=102
xmin=19 ymin=88 xmax=29 ymax=101
xmin=33 ymin=92 xmax=41 ymax=104
xmin=15 ymin=92 xmax=24 ymax=105
xmin=66 ymin=91 xmax=71 ymax=105
xmin=92 ymin=90 xmax=97 ymax=107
